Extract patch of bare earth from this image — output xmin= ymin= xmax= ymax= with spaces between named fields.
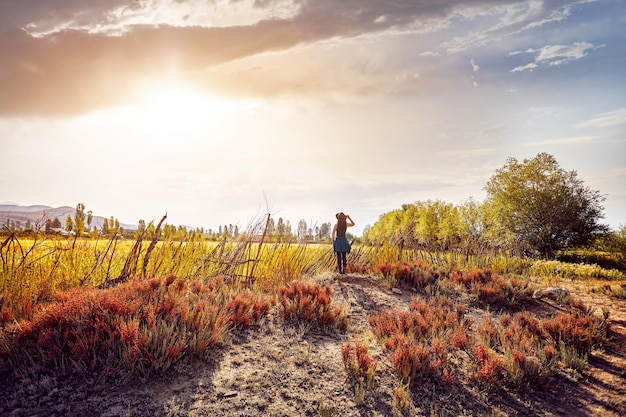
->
xmin=2 ymin=274 xmax=625 ymax=416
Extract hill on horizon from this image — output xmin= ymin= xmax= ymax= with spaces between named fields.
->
xmin=0 ymin=203 xmax=137 ymax=232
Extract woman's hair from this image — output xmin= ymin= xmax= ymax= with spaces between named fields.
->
xmin=336 ymin=212 xmax=347 ymax=228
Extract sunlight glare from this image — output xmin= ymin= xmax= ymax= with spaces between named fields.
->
xmin=131 ymin=80 xmax=232 ymax=136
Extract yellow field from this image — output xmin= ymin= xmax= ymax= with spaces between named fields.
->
xmin=0 ymin=235 xmax=345 ymax=315
xmin=2 ymin=234 xmax=623 ymax=319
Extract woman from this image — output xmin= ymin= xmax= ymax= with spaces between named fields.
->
xmin=332 ymin=212 xmax=355 ymax=274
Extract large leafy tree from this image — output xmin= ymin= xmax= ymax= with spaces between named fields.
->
xmin=485 ymin=153 xmax=607 ymax=258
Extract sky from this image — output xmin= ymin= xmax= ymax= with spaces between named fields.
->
xmin=1 ymin=0 xmax=625 ymax=236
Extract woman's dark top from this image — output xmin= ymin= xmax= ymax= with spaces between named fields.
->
xmin=336 ymin=220 xmax=347 ymax=237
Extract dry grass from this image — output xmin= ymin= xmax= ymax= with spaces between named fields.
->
xmin=1 ymin=234 xmax=625 ymax=416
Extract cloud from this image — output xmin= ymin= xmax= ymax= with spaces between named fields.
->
xmin=440 ymin=0 xmax=592 ymax=53
xmin=439 ymin=148 xmax=493 ymax=158
xmin=577 ymin=108 xmax=626 ymax=129
xmin=510 ymin=62 xmax=538 ymax=72
xmin=526 ymin=136 xmax=600 ymax=146
xmin=419 ymin=51 xmax=441 ymax=57
xmin=510 ymin=41 xmax=603 ymax=72
xmin=0 ymin=0 xmax=603 ymax=116
xmin=470 ymin=58 xmax=479 ymax=72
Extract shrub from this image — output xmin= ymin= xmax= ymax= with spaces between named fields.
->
xmin=225 ymin=290 xmax=272 ymax=329
xmin=469 ymin=342 xmax=503 ymax=386
xmin=277 ymin=280 xmax=346 ymax=331
xmin=341 ymin=340 xmax=377 ymax=387
xmin=475 ymin=316 xmax=500 ymax=348
xmin=451 ymin=268 xmax=531 ymax=309
xmin=450 ymin=268 xmax=493 ymax=287
xmin=498 ymin=312 xmax=555 ymax=387
xmin=449 ymin=328 xmax=468 ymax=351
xmin=0 ymin=276 xmax=228 ymax=381
xmin=346 ymin=261 xmax=370 ymax=274
xmin=369 ymin=295 xmax=464 ymax=385
xmin=377 ymin=260 xmax=441 ymax=290
xmin=542 ymin=311 xmax=608 ymax=356
xmin=530 ymin=260 xmax=625 ymax=280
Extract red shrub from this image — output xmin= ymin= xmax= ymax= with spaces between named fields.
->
xmin=542 ymin=311 xmax=607 ymax=355
xmin=476 ymin=316 xmax=499 ymax=347
xmin=451 ymin=269 xmax=530 ymax=309
xmin=470 ymin=342 xmax=503 ymax=385
xmin=341 ymin=340 xmax=377 ymax=385
xmin=225 ymin=290 xmax=271 ymax=328
xmin=346 ymin=262 xmax=369 ymax=274
xmin=277 ymin=281 xmax=346 ymax=330
xmin=0 ymin=308 xmax=15 ymax=325
xmin=2 ymin=276 xmax=229 ymax=381
xmin=370 ymin=295 xmax=465 ymax=385
xmin=450 ymin=268 xmax=493 ymax=287
xmin=450 ymin=328 xmax=468 ymax=351
xmin=390 ymin=336 xmax=429 ymax=382
xmin=378 ymin=260 xmax=441 ymax=289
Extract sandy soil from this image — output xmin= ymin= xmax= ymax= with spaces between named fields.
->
xmin=2 ymin=273 xmax=625 ymax=417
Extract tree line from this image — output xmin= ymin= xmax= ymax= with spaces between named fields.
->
xmin=4 ymin=205 xmax=338 ymax=244
xmin=362 ymin=153 xmax=623 ymax=260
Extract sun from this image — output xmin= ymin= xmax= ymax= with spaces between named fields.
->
xmin=130 ymin=79 xmax=230 ymax=135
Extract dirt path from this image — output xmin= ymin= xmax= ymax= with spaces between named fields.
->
xmin=2 ymin=273 xmax=625 ymax=417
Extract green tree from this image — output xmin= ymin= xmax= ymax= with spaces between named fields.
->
xmin=318 ymin=222 xmax=331 ymax=240
xmin=276 ymin=217 xmax=285 ymax=236
xmin=297 ymin=219 xmax=308 ymax=242
xmin=485 ymin=152 xmax=607 ymax=258
xmin=137 ymin=219 xmax=146 ymax=237
xmin=147 ymin=220 xmax=156 ymax=237
xmin=87 ymin=210 xmax=93 ymax=232
xmin=65 ymin=215 xmax=74 ymax=233
xmin=74 ymin=203 xmax=86 ymax=236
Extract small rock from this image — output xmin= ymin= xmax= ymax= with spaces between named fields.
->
xmin=533 ymin=287 xmax=569 ymax=300
xmin=392 ymin=287 xmax=403 ymax=295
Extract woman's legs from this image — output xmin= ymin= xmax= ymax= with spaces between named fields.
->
xmin=336 ymin=252 xmax=347 ymax=274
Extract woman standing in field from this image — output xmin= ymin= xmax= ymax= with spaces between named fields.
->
xmin=332 ymin=212 xmax=355 ymax=274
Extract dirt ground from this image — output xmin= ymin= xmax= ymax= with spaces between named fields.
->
xmin=2 ymin=273 xmax=625 ymax=417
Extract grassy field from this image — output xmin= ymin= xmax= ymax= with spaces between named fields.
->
xmin=1 ymin=233 xmax=625 ymax=415
xmin=1 ymin=233 xmax=624 ymax=319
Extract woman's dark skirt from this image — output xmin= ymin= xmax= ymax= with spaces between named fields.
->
xmin=333 ymin=236 xmax=351 ymax=253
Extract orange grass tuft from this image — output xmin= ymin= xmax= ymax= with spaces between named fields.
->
xmin=277 ymin=280 xmax=346 ymax=331
xmin=0 ymin=276 xmax=229 ymax=381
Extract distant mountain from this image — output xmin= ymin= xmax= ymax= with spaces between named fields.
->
xmin=0 ymin=204 xmax=137 ymax=231
xmin=0 ymin=204 xmax=54 ymax=212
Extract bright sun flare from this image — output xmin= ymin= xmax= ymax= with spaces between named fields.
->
xmin=130 ymin=80 xmax=231 ymax=135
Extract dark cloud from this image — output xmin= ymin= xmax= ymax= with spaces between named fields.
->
xmin=0 ymin=1 xmax=139 ymax=32
xmin=0 ymin=0 xmax=587 ymax=116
